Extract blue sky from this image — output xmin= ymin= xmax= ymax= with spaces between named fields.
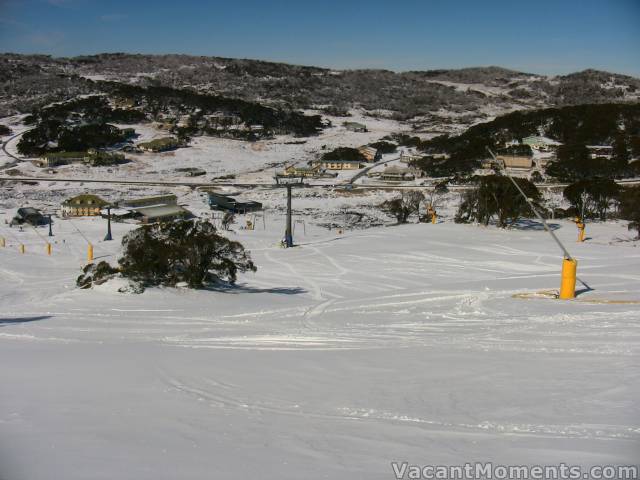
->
xmin=1 ymin=0 xmax=639 ymax=76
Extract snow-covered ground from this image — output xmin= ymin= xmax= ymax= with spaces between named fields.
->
xmin=1 ymin=210 xmax=639 ymax=479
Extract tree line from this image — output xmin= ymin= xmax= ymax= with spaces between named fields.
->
xmin=379 ymin=177 xmax=640 ymax=240
xmin=98 ymin=82 xmax=324 ymax=137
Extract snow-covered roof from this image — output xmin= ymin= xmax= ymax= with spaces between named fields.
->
xmin=101 ymin=208 xmax=130 ymax=216
xmin=522 ymin=135 xmax=561 ymax=145
xmin=383 ymin=165 xmax=412 ymax=174
xmin=132 ymin=204 xmax=191 ymax=219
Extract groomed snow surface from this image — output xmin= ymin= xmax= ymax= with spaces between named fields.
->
xmin=0 ymin=212 xmax=639 ymax=479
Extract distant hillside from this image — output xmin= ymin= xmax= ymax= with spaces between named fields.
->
xmin=1 ymin=53 xmax=639 ymax=120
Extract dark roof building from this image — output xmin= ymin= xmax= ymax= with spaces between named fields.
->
xmin=119 ymin=195 xmax=178 ymax=209
xmin=208 ymin=193 xmax=263 ymax=214
xmin=11 ymin=207 xmax=48 ymax=227
xmin=343 ymin=122 xmax=367 ymax=132
xmin=138 ymin=137 xmax=181 ymax=152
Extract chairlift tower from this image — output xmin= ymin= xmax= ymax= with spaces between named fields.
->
xmin=104 ymin=206 xmax=113 ymax=241
xmin=275 ymin=175 xmax=306 ymax=248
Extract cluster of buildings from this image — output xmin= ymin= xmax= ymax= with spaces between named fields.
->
xmin=480 ymin=136 xmax=562 ymax=173
xmin=276 ymin=143 xmax=429 ymax=184
xmin=494 ymin=136 xmax=616 ymax=172
xmin=279 ymin=145 xmax=384 ymax=178
xmin=366 ymin=149 xmax=424 ymax=183
xmin=15 ymin=190 xmax=265 ymax=229
xmin=110 ymin=96 xmax=268 ymax=138
xmin=60 ymin=193 xmax=192 ymax=224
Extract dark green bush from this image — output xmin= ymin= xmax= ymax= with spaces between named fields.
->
xmin=118 ymin=219 xmax=256 ymax=288
xmin=619 ymin=186 xmax=640 ymax=238
xmin=321 ymin=147 xmax=366 ymax=161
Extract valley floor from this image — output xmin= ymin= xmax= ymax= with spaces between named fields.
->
xmin=0 ymin=217 xmax=639 ymax=479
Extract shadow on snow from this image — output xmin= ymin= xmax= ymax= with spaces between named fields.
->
xmin=202 ymin=283 xmax=307 ymax=295
xmin=0 ymin=315 xmax=52 ymax=326
xmin=509 ymin=219 xmax=561 ymax=231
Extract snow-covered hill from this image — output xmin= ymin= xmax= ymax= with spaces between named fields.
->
xmin=2 ymin=53 xmax=639 ymax=121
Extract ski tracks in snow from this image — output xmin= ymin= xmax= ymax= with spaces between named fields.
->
xmin=161 ymin=371 xmax=640 ymax=443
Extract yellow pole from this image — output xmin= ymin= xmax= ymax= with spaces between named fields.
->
xmin=559 ymin=258 xmax=577 ymax=299
xmin=0 ymin=236 xmax=4 ymax=247
xmin=432 ymin=212 xmax=437 ymax=224
xmin=575 ymin=218 xmax=585 ymax=242
xmin=46 ymin=243 xmax=52 ymax=256
xmin=19 ymin=243 xmax=25 ymax=254
xmin=87 ymin=243 xmax=94 ymax=262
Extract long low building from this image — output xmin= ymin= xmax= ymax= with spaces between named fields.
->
xmin=496 ymin=155 xmax=534 ymax=170
xmin=103 ymin=195 xmax=190 ymax=223
xmin=369 ymin=165 xmax=416 ymax=182
xmin=37 ymin=149 xmax=125 ymax=168
xmin=282 ymin=164 xmax=323 ymax=177
xmin=311 ymin=159 xmax=366 ymax=170
xmin=118 ymin=194 xmax=178 ymax=209
xmin=138 ymin=137 xmax=181 ymax=152
xmin=132 ymin=204 xmax=193 ymax=224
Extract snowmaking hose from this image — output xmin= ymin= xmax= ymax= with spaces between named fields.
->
xmin=486 ymin=147 xmax=577 ymax=299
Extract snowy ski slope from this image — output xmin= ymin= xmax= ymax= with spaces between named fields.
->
xmin=0 ymin=214 xmax=639 ymax=479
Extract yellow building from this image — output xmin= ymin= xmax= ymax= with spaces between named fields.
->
xmin=61 ymin=194 xmax=109 ymax=217
xmin=313 ymin=160 xmax=366 ymax=170
xmin=283 ymin=164 xmax=323 ymax=177
xmin=497 ymin=155 xmax=533 ymax=170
